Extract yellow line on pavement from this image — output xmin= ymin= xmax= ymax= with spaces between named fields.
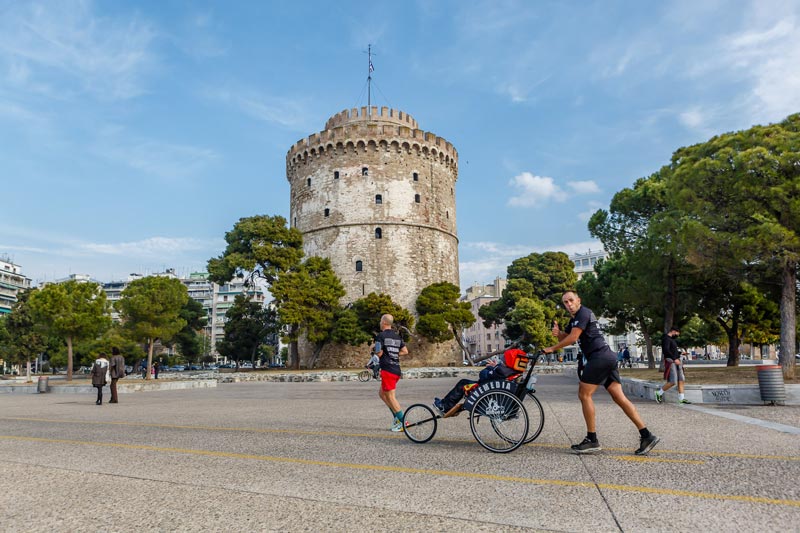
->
xmin=0 ymin=434 xmax=797 ymax=509
xmin=614 ymin=456 xmax=705 ymax=464
xmin=2 ymin=416 xmax=798 ymax=462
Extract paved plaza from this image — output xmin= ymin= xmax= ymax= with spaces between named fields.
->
xmin=1 ymin=373 xmax=798 ymax=532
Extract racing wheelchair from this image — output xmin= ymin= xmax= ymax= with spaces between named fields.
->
xmin=402 ymin=349 xmax=544 ymax=453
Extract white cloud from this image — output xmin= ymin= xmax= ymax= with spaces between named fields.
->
xmin=203 ymin=86 xmax=313 ymax=131
xmin=93 ymin=128 xmax=218 ymax=181
xmin=507 ymin=172 xmax=567 ymax=207
xmin=507 ymin=172 xmax=599 ymax=208
xmin=78 ymin=237 xmax=220 ymax=257
xmin=567 ymin=180 xmax=600 ymax=194
xmin=0 ymin=1 xmax=157 ymax=100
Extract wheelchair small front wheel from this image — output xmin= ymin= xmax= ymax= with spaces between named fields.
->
xmin=403 ymin=403 xmax=438 ymax=444
xmin=358 ymin=370 xmax=371 ymax=382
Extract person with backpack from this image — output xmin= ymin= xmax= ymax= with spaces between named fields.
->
xmin=90 ymin=353 xmax=110 ymax=405
xmin=108 ymin=347 xmax=125 ymax=404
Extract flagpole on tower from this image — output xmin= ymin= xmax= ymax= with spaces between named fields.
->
xmin=367 ymin=44 xmax=374 ymax=114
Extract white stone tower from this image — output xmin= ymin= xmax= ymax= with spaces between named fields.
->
xmin=286 ymin=106 xmax=459 ymax=317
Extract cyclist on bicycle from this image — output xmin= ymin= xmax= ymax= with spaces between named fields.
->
xmin=366 ymin=353 xmax=380 ymax=380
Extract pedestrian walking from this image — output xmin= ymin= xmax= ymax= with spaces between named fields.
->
xmin=544 ymin=290 xmax=659 ymax=456
xmin=108 ymin=347 xmax=125 ymax=404
xmin=373 ymin=314 xmax=408 ymax=432
xmin=655 ymin=327 xmax=691 ymax=404
xmin=90 ymin=353 xmax=110 ymax=405
xmin=153 ymin=361 xmax=160 ymax=379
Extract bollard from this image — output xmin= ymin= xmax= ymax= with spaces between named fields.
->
xmin=756 ymin=364 xmax=785 ymax=405
xmin=37 ymin=376 xmax=49 ymax=393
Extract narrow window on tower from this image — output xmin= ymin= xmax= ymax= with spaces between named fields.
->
xmin=334 ymin=171 xmax=340 ymax=179
xmin=375 ymin=194 xmax=382 ymax=205
xmin=362 ymin=167 xmax=369 ymax=176
xmin=293 ymin=217 xmax=297 ymax=227
xmin=324 ymin=208 xmax=330 ymax=217
xmin=307 ymin=178 xmax=311 ymax=186
xmin=375 ymin=228 xmax=382 ymax=239
xmin=446 ymin=211 xmax=449 ymax=219
xmin=413 ymin=172 xmax=418 ymax=181
xmin=355 ymin=260 xmax=363 ymax=272
xmin=414 ymin=194 xmax=421 ymax=203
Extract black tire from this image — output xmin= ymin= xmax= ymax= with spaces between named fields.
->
xmin=358 ymin=370 xmax=371 ymax=382
xmin=470 ymin=390 xmax=528 ymax=453
xmin=521 ymin=391 xmax=545 ymax=444
xmin=403 ymin=404 xmax=437 ymax=444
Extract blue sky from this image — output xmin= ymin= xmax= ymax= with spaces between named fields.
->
xmin=1 ymin=0 xmax=799 ymax=288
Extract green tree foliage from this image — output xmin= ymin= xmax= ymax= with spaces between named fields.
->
xmin=207 ymin=215 xmax=304 ymax=286
xmin=668 ymin=113 xmax=799 ymax=376
xmin=480 ymin=252 xmax=576 ymax=350
xmin=0 ymin=290 xmax=48 ymax=375
xmin=271 ymin=256 xmax=346 ymax=368
xmin=416 ymin=282 xmax=475 ymax=358
xmin=28 ymin=281 xmax=111 ymax=381
xmin=171 ymin=298 xmax=208 ymax=363
xmin=116 ymin=276 xmax=188 ymax=380
xmin=351 ymin=292 xmax=414 ymax=340
xmin=215 ymin=294 xmax=278 ymax=368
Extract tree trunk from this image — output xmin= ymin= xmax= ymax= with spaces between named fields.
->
xmin=780 ymin=259 xmax=797 ymax=379
xmin=664 ymin=259 xmax=677 ymax=332
xmin=66 ymin=336 xmax=74 ymax=382
xmin=308 ymin=343 xmax=325 ymax=369
xmin=290 ymin=340 xmax=299 ymax=370
xmin=146 ymin=338 xmax=154 ymax=380
xmin=725 ymin=316 xmax=740 ymax=367
xmin=25 ymin=359 xmax=31 ymax=383
xmin=642 ymin=330 xmax=654 ymax=369
xmin=451 ymin=327 xmax=471 ymax=364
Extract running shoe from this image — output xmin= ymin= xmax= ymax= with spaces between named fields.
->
xmin=390 ymin=420 xmax=405 ymax=432
xmin=654 ymin=390 xmax=663 ymax=404
xmin=571 ymin=437 xmax=601 ymax=454
xmin=634 ymin=434 xmax=660 ymax=456
xmin=679 ymin=399 xmax=692 ymax=404
xmin=433 ymin=397 xmax=445 ymax=415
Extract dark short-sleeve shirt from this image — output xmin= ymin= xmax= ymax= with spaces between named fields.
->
xmin=662 ymin=334 xmax=678 ymax=361
xmin=375 ymin=329 xmax=404 ymax=376
xmin=565 ymin=306 xmax=611 ymax=359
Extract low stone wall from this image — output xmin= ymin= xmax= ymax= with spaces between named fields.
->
xmin=0 ymin=379 xmax=217 ymax=395
xmin=563 ymin=367 xmax=800 ymax=406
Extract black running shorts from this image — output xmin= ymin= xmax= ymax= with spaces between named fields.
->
xmin=579 ymin=350 xmax=621 ymax=388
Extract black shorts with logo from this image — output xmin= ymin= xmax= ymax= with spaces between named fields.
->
xmin=580 ymin=348 xmax=621 ymax=388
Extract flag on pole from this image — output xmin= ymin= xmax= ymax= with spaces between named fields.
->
xmin=369 ymin=59 xmax=374 ymax=73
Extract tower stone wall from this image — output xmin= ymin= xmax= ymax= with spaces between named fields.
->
xmin=286 ymin=106 xmax=461 ymax=366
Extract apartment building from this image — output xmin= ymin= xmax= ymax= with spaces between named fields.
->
xmin=0 ymin=256 xmax=31 ymax=315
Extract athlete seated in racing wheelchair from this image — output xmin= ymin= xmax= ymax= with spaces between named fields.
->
xmin=434 ymin=347 xmax=528 ymax=415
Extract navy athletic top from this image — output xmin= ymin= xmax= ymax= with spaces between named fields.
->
xmin=565 ymin=305 xmax=613 ymax=359
xmin=375 ymin=329 xmax=404 ymax=376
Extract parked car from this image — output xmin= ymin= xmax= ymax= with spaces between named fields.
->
xmin=206 ymin=364 xmax=219 ymax=370
xmin=170 ymin=365 xmax=186 ymax=372
xmin=187 ymin=364 xmax=201 ymax=371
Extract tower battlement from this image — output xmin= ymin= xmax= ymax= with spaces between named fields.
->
xmin=286 ymin=108 xmax=458 ymax=171
xmin=325 ymin=106 xmax=418 ymax=129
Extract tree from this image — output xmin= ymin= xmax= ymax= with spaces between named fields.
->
xmin=480 ymin=252 xmax=576 ymax=350
xmin=0 ymin=290 xmax=49 ymax=379
xmin=28 ymin=281 xmax=110 ymax=381
xmin=208 ymin=215 xmax=304 ymax=286
xmin=271 ymin=256 xmax=346 ymax=368
xmin=215 ymin=294 xmax=278 ymax=368
xmin=116 ymin=276 xmax=188 ymax=380
xmin=351 ymin=292 xmax=415 ymax=340
xmin=207 ymin=214 xmax=304 ymax=364
xmin=668 ymin=113 xmax=800 ymax=377
xmin=171 ymin=298 xmax=208 ymax=363
xmin=415 ymin=282 xmax=475 ymax=359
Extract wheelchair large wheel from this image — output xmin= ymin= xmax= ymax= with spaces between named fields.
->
xmin=358 ymin=370 xmax=371 ymax=382
xmin=403 ymin=404 xmax=437 ymax=444
xmin=470 ymin=390 xmax=528 ymax=453
xmin=521 ymin=391 xmax=545 ymax=444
